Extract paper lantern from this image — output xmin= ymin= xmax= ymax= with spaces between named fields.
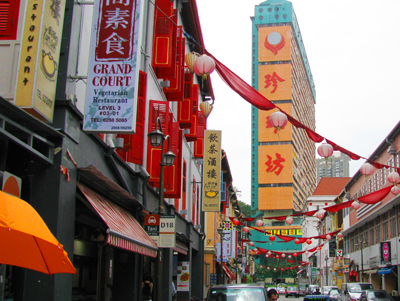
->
xmin=267 ymin=267 xmax=270 ymax=270
xmin=199 ymin=101 xmax=213 ymax=119
xmin=316 ymin=209 xmax=325 ymax=219
xmin=337 ymin=233 xmax=343 ymax=238
xmin=295 ymin=239 xmax=300 ymax=245
xmin=286 ymin=217 xmax=294 ymax=225
xmin=243 ymin=226 xmax=250 ymax=233
xmin=274 ymin=268 xmax=276 ymax=271
xmin=387 ymin=172 xmax=400 ymax=185
xmin=360 ymin=162 xmax=375 ymax=177
xmin=317 ymin=143 xmax=334 ymax=159
xmin=326 ymin=234 xmax=332 ymax=241
xmin=249 ymin=242 xmax=254 ymax=246
xmin=267 ymin=251 xmax=272 ymax=256
xmin=276 ymin=255 xmax=279 ymax=258
xmin=305 ymin=250 xmax=309 ymax=255
xmin=306 ymin=239 xmax=312 ymax=245
xmin=281 ymin=253 xmax=286 ymax=258
xmin=266 ymin=254 xmax=269 ymax=258
xmin=288 ymin=255 xmax=292 ymax=259
xmin=232 ymin=219 xmax=240 ymax=226
xmin=269 ymin=111 xmax=288 ymax=131
xmin=293 ymin=253 xmax=297 ymax=257
xmin=184 ymin=52 xmax=199 ymax=73
xmin=391 ymin=186 xmax=400 ymax=196
xmin=281 ymin=268 xmax=284 ymax=271
xmin=351 ymin=201 xmax=360 ymax=210
xmin=269 ymin=236 xmax=275 ymax=242
xmin=193 ymin=54 xmax=215 ymax=80
xmin=256 ymin=220 xmax=264 ymax=227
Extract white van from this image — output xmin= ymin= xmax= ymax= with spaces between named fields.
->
xmin=341 ymin=283 xmax=374 ymax=301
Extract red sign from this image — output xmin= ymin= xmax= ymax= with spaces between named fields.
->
xmin=265 ymin=153 xmax=285 ymax=175
xmin=144 ymin=214 xmax=160 ymax=226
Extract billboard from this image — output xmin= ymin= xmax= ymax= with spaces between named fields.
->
xmin=83 ymin=0 xmax=145 ymax=132
xmin=258 ymin=64 xmax=292 ymax=100
xmin=15 ymin=0 xmax=66 ymax=122
xmin=258 ymin=25 xmax=292 ymax=62
xmin=202 ymin=130 xmax=222 ymax=211
xmin=380 ymin=241 xmax=391 ymax=265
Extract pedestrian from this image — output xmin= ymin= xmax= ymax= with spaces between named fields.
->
xmin=142 ymin=273 xmax=153 ymax=301
xmin=267 ymin=288 xmax=278 ymax=301
xmin=172 ymin=281 xmax=177 ymax=300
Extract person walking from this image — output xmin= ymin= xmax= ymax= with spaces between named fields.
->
xmin=142 ymin=273 xmax=153 ymax=300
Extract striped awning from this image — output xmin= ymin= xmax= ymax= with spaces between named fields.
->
xmin=77 ymin=183 xmax=158 ymax=258
xmin=174 ymin=241 xmax=188 ymax=255
xmin=221 ymin=262 xmax=236 ymax=280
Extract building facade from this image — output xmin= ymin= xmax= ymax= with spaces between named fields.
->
xmin=249 ymin=0 xmax=316 ymax=252
xmin=317 ymin=152 xmax=351 ymax=181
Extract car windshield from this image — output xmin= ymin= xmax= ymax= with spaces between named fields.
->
xmin=208 ymin=288 xmax=266 ymax=301
xmin=330 ymin=290 xmax=340 ymax=296
xmin=368 ymin=291 xmax=391 ymax=298
xmin=348 ymin=284 xmax=374 ymax=293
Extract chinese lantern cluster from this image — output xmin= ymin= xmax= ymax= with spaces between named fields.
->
xmin=388 ymin=171 xmax=400 ymax=196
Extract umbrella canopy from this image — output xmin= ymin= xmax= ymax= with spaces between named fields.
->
xmin=0 ymin=190 xmax=76 ymax=275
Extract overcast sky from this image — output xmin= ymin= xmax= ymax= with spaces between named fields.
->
xmin=196 ymin=0 xmax=400 ymax=204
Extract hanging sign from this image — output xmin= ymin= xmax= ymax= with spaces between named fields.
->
xmin=202 ymin=130 xmax=222 ymax=211
xmin=380 ymin=241 xmax=391 ymax=265
xmin=83 ymin=0 xmax=144 ymax=133
xmin=177 ymin=261 xmax=190 ymax=291
xmin=158 ymin=215 xmax=176 ymax=248
xmin=144 ymin=214 xmax=160 ymax=245
xmin=15 ymin=0 xmax=66 ymax=122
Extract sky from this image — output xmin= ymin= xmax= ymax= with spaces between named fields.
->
xmin=196 ymin=0 xmax=400 ymax=205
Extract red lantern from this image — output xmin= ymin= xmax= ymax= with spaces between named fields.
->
xmin=281 ymin=268 xmax=284 ymax=271
xmin=267 ymin=267 xmax=270 ymax=270
xmin=326 ymin=234 xmax=332 ymax=241
xmin=184 ymin=52 xmax=199 ymax=74
xmin=316 ymin=209 xmax=325 ymax=219
xmin=288 ymin=255 xmax=292 ymax=259
xmin=193 ymin=54 xmax=215 ymax=80
xmin=281 ymin=253 xmax=286 ymax=258
xmin=243 ymin=226 xmax=250 ymax=233
xmin=306 ymin=239 xmax=312 ymax=245
xmin=269 ymin=236 xmax=275 ymax=242
xmin=249 ymin=242 xmax=254 ymax=246
xmin=232 ymin=219 xmax=240 ymax=226
xmin=351 ymin=201 xmax=360 ymax=210
xmin=337 ymin=233 xmax=343 ymax=238
xmin=388 ymin=172 xmax=400 ymax=185
xmin=317 ymin=143 xmax=334 ymax=159
xmin=276 ymin=255 xmax=279 ymax=259
xmin=274 ymin=268 xmax=276 ymax=271
xmin=360 ymin=162 xmax=375 ymax=177
xmin=256 ymin=220 xmax=264 ymax=227
xmin=293 ymin=253 xmax=297 ymax=257
xmin=285 ymin=217 xmax=294 ymax=225
xmin=269 ymin=111 xmax=288 ymax=131
xmin=295 ymin=239 xmax=300 ymax=245
xmin=267 ymin=251 xmax=272 ymax=256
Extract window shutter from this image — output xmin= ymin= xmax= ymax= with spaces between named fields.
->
xmin=152 ymin=0 xmax=174 ymax=68
xmin=116 ymin=71 xmax=147 ymax=164
xmin=192 ymin=176 xmax=196 ymax=223
xmin=147 ymin=100 xmax=169 ymax=186
xmin=193 ymin=111 xmax=207 ymax=158
xmin=185 ymin=85 xmax=200 ymax=142
xmin=178 ymin=73 xmax=193 ymax=127
xmin=182 ymin=160 xmax=187 ymax=216
xmin=164 ymin=35 xmax=185 ymax=102
xmin=164 ymin=121 xmax=182 ymax=198
xmin=0 ymin=0 xmax=17 ymax=39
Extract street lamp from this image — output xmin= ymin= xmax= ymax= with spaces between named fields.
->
xmin=148 ymin=117 xmax=176 ymax=301
xmin=325 ymin=256 xmax=329 ymax=286
xmin=217 ymin=227 xmax=224 ymax=284
xmin=356 ymin=239 xmax=366 ymax=282
xmin=148 ymin=117 xmax=176 ymax=214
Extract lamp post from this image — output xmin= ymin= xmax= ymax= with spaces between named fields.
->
xmin=356 ymin=239 xmax=365 ymax=282
xmin=148 ymin=117 xmax=176 ymax=301
xmin=325 ymin=256 xmax=329 ymax=286
xmin=217 ymin=227 xmax=224 ymax=284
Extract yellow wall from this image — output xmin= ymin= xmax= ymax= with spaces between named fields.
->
xmin=258 ymin=144 xmax=293 ymax=183
xmin=258 ymin=186 xmax=293 ymax=210
xmin=258 ymin=64 xmax=292 ymax=100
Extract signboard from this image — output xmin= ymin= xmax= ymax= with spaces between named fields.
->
xmin=264 ymin=228 xmax=302 ymax=236
xmin=144 ymin=214 xmax=160 ymax=245
xmin=15 ymin=0 xmax=66 ymax=122
xmin=312 ymin=267 xmax=317 ymax=279
xmin=158 ymin=215 xmax=176 ymax=248
xmin=177 ymin=261 xmax=190 ymax=291
xmin=1 ymin=171 xmax=22 ymax=198
xmin=336 ymin=249 xmax=343 ymax=260
xmin=83 ymin=0 xmax=144 ymax=132
xmin=380 ymin=241 xmax=391 ymax=265
xmin=210 ymin=273 xmax=218 ymax=286
xmin=202 ymin=130 xmax=222 ymax=211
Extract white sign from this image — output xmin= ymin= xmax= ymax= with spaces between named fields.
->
xmin=158 ymin=215 xmax=176 ymax=248
xmin=336 ymin=249 xmax=343 ymax=259
xmin=177 ymin=261 xmax=190 ymax=291
xmin=83 ymin=0 xmax=145 ymax=133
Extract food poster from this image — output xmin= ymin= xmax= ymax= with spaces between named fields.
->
xmin=177 ymin=261 xmax=190 ymax=291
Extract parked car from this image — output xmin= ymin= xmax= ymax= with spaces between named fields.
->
xmin=341 ymin=283 xmax=374 ymax=301
xmin=329 ymin=289 xmax=342 ymax=301
xmin=277 ymin=287 xmax=286 ymax=295
xmin=322 ymin=286 xmax=340 ymax=295
xmin=309 ymin=285 xmax=321 ymax=294
xmin=361 ymin=290 xmax=394 ymax=301
xmin=286 ymin=286 xmax=300 ymax=298
xmin=206 ymin=283 xmax=268 ymax=301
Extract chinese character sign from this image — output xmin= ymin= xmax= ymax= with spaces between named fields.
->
xmin=202 ymin=130 xmax=222 ymax=211
xmin=84 ymin=0 xmax=144 ymax=132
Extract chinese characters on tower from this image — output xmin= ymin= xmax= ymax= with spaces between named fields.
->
xmin=202 ymin=130 xmax=222 ymax=212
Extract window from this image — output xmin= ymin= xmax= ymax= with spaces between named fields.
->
xmin=375 ymin=217 xmax=381 ymax=244
xmin=369 ymin=221 xmax=374 ymax=247
xmin=363 ymin=224 xmax=368 ymax=247
xmin=390 ymin=207 xmax=397 ymax=239
xmin=0 ymin=0 xmax=20 ymax=40
xmin=382 ymin=213 xmax=389 ymax=241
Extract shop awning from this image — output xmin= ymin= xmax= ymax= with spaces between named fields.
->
xmin=297 ymin=269 xmax=304 ymax=275
xmin=77 ymin=183 xmax=158 ymax=258
xmin=219 ymin=262 xmax=235 ymax=280
xmin=364 ymin=269 xmax=378 ymax=274
xmin=378 ymin=267 xmax=395 ymax=275
xmin=174 ymin=241 xmax=188 ymax=255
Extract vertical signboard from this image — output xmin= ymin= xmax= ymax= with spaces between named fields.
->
xmin=177 ymin=261 xmax=190 ymax=291
xmin=15 ymin=0 xmax=66 ymax=122
xmin=380 ymin=241 xmax=391 ymax=265
xmin=83 ymin=0 xmax=144 ymax=133
xmin=159 ymin=215 xmax=176 ymax=248
xmin=202 ymin=130 xmax=221 ymax=211
xmin=144 ymin=214 xmax=160 ymax=245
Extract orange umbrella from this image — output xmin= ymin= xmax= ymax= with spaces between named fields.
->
xmin=0 ymin=190 xmax=76 ymax=274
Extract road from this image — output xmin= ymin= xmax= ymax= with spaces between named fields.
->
xmin=279 ymin=295 xmax=304 ymax=301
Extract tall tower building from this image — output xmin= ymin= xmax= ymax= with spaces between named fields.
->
xmin=316 ymin=152 xmax=351 ymax=180
xmin=250 ymin=0 xmax=317 ymax=250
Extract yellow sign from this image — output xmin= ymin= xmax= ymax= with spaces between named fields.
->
xmin=265 ymin=229 xmax=302 ymax=236
xmin=258 ymin=26 xmax=292 ymax=62
xmin=15 ymin=0 xmax=66 ymax=122
xmin=202 ymin=130 xmax=221 ymax=212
